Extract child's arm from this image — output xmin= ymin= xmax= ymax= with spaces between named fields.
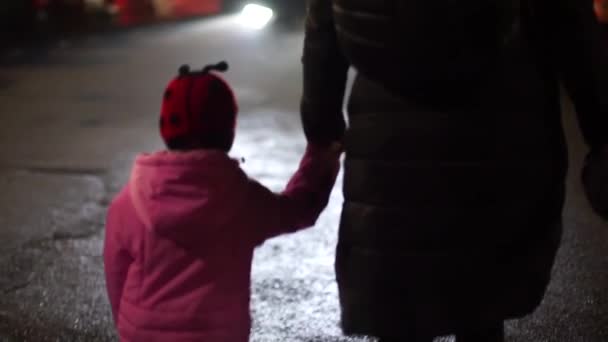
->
xmin=245 ymin=143 xmax=341 ymax=244
xmin=103 ymin=202 xmax=134 ymax=325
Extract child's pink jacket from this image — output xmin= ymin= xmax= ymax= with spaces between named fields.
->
xmin=104 ymin=146 xmax=339 ymax=342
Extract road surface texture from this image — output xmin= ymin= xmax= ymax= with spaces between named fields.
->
xmin=0 ymin=15 xmax=607 ymax=342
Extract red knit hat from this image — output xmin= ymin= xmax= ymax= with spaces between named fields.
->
xmin=160 ymin=62 xmax=238 ymax=151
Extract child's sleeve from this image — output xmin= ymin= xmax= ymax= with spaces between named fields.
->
xmin=103 ymin=199 xmax=134 ymax=325
xmin=245 ymin=143 xmax=341 ymax=244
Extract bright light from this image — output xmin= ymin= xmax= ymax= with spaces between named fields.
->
xmin=239 ymin=4 xmax=274 ymax=29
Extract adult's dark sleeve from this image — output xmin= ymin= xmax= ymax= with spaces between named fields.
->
xmin=301 ymin=0 xmax=350 ymax=145
xmin=531 ymin=0 xmax=608 ymax=148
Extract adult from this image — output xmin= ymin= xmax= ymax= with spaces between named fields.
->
xmin=300 ymin=0 xmax=608 ymax=341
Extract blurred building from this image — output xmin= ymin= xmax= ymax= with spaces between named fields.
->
xmin=1 ymin=0 xmax=224 ymax=40
xmin=1 ymin=0 xmax=37 ymax=34
xmin=109 ymin=0 xmax=222 ymax=26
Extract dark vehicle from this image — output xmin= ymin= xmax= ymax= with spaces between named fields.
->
xmin=37 ymin=0 xmax=86 ymax=31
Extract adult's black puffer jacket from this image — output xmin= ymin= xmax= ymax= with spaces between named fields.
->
xmin=301 ymin=0 xmax=608 ymax=338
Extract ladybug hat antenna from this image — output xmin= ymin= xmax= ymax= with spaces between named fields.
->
xmin=202 ymin=61 xmax=229 ymax=74
xmin=178 ymin=61 xmax=229 ymax=77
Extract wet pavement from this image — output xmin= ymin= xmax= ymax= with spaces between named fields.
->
xmin=0 ymin=15 xmax=607 ymax=342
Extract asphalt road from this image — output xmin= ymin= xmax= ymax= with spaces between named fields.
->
xmin=0 ymin=15 xmax=607 ymax=342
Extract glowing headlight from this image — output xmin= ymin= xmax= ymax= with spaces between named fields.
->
xmin=239 ymin=4 xmax=274 ymax=29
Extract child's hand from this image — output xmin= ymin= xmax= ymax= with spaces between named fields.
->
xmin=323 ymin=141 xmax=344 ymax=162
xmin=301 ymin=142 xmax=343 ymax=191
xmin=309 ymin=141 xmax=343 ymax=162
xmin=328 ymin=141 xmax=343 ymax=154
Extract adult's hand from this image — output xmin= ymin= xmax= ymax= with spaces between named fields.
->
xmin=582 ymin=145 xmax=608 ymax=221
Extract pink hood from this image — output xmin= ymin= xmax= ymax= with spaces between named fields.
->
xmin=130 ymin=150 xmax=246 ymax=247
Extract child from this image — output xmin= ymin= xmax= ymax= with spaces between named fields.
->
xmin=103 ymin=62 xmax=341 ymax=342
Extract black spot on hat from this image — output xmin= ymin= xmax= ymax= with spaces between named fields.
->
xmin=210 ymin=78 xmax=223 ymax=93
xmin=164 ymin=89 xmax=172 ymax=100
xmin=170 ymin=114 xmax=181 ymax=126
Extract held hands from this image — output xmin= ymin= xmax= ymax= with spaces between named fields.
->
xmin=303 ymin=141 xmax=343 ymax=190
xmin=308 ymin=141 xmax=344 ymax=165
xmin=295 ymin=141 xmax=343 ymax=211
xmin=322 ymin=141 xmax=344 ymax=159
xmin=582 ymin=146 xmax=608 ymax=221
